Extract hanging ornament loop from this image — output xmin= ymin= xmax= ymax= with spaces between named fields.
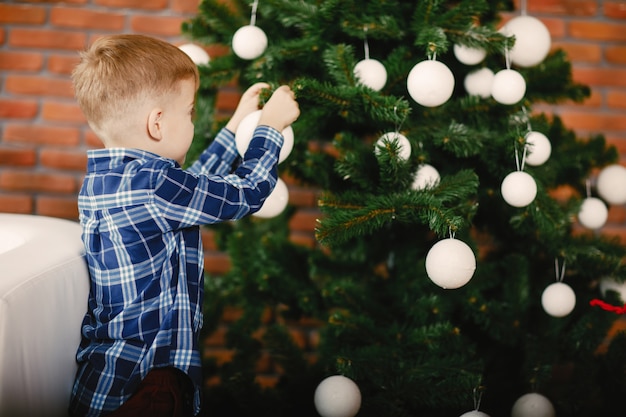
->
xmin=250 ymin=0 xmax=259 ymax=26
xmin=554 ymin=258 xmax=566 ymax=282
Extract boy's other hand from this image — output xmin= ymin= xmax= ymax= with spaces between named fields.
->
xmin=226 ymin=82 xmax=270 ymax=133
xmin=258 ymin=85 xmax=300 ymax=133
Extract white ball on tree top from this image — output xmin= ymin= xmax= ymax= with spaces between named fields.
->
xmin=541 ymin=282 xmax=576 ymax=317
xmin=501 ymin=171 xmax=537 ymax=207
xmin=578 ymin=197 xmax=608 ymax=230
xmin=411 ymin=164 xmax=440 ymax=190
xmin=354 ymin=58 xmax=387 ymax=91
xmin=425 ymin=238 xmax=476 ymax=289
xmin=511 ymin=392 xmax=555 ymax=417
xmin=232 ymin=25 xmax=267 ymax=60
xmin=464 ymin=67 xmax=494 ymax=98
xmin=524 ymin=131 xmax=551 ymax=166
xmin=491 ymin=69 xmax=526 ymax=105
xmin=235 ymin=110 xmax=294 ymax=163
xmin=597 ymin=164 xmax=626 ymax=205
xmin=453 ymin=43 xmax=487 ymax=66
xmin=178 ymin=43 xmax=210 ymax=65
xmin=501 ymin=15 xmax=552 ymax=68
xmin=314 ymin=375 xmax=361 ymax=417
xmin=407 ymin=60 xmax=455 ymax=107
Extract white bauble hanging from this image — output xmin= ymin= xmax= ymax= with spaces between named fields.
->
xmin=578 ymin=197 xmax=608 ymax=229
xmin=232 ymin=25 xmax=268 ymax=60
xmin=375 ymin=132 xmax=411 ymax=161
xmin=235 ymin=110 xmax=294 ymax=163
xmin=491 ymin=69 xmax=526 ymax=105
xmin=178 ymin=43 xmax=210 ymax=65
xmin=501 ymin=171 xmax=537 ymax=207
xmin=411 ymin=164 xmax=440 ymax=190
xmin=460 ymin=411 xmax=490 ymax=417
xmin=314 ymin=375 xmax=362 ymax=417
xmin=253 ymin=178 xmax=288 ymax=218
xmin=524 ymin=131 xmax=551 ymax=166
xmin=453 ymin=44 xmax=487 ymax=66
xmin=511 ymin=393 xmax=556 ymax=417
xmin=599 ymin=277 xmax=626 ymax=303
xmin=596 ymin=164 xmax=626 ymax=205
xmin=464 ymin=67 xmax=494 ymax=98
xmin=407 ymin=60 xmax=455 ymax=107
xmin=541 ymin=282 xmax=576 ymax=317
xmin=354 ymin=58 xmax=387 ymax=91
xmin=425 ymin=238 xmax=476 ymax=289
xmin=501 ymin=15 xmax=552 ymax=68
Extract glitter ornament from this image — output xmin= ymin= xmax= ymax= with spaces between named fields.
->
xmin=541 ymin=282 xmax=576 ymax=317
xmin=511 ymin=393 xmax=556 ymax=417
xmin=460 ymin=411 xmax=490 ymax=417
xmin=235 ymin=110 xmax=294 ymax=163
xmin=253 ymin=178 xmax=288 ymax=218
xmin=314 ymin=375 xmax=361 ymax=417
xmin=178 ymin=43 xmax=210 ymax=65
xmin=501 ymin=15 xmax=551 ymax=68
xmin=407 ymin=60 xmax=455 ymax=107
xmin=491 ymin=69 xmax=526 ymax=105
xmin=411 ymin=164 xmax=440 ymax=190
xmin=600 ymin=277 xmax=626 ymax=303
xmin=354 ymin=59 xmax=387 ymax=91
xmin=464 ymin=67 xmax=494 ymax=98
xmin=501 ymin=171 xmax=537 ymax=207
xmin=375 ymin=132 xmax=411 ymax=161
xmin=524 ymin=131 xmax=551 ymax=166
xmin=232 ymin=25 xmax=268 ymax=60
xmin=453 ymin=44 xmax=487 ymax=66
xmin=425 ymin=238 xmax=476 ymax=289
xmin=596 ymin=164 xmax=626 ymax=205
xmin=578 ymin=197 xmax=608 ymax=229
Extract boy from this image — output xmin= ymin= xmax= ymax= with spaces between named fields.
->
xmin=69 ymin=34 xmax=299 ymax=416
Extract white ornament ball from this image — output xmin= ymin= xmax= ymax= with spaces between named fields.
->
xmin=407 ymin=60 xmax=455 ymax=107
xmin=511 ymin=393 xmax=556 ymax=417
xmin=578 ymin=197 xmax=608 ymax=229
xmin=524 ymin=131 xmax=551 ymax=166
xmin=599 ymin=277 xmax=626 ymax=303
xmin=501 ymin=15 xmax=552 ymax=68
xmin=460 ymin=411 xmax=490 ymax=417
xmin=375 ymin=132 xmax=411 ymax=161
xmin=235 ymin=110 xmax=294 ymax=163
xmin=411 ymin=164 xmax=440 ymax=190
xmin=454 ymin=44 xmax=487 ymax=66
xmin=491 ymin=69 xmax=526 ymax=105
xmin=596 ymin=164 xmax=626 ymax=205
xmin=541 ymin=282 xmax=576 ymax=317
xmin=314 ymin=375 xmax=361 ymax=417
xmin=354 ymin=58 xmax=387 ymax=91
xmin=253 ymin=178 xmax=288 ymax=218
xmin=464 ymin=67 xmax=495 ymax=98
xmin=501 ymin=171 xmax=537 ymax=207
xmin=425 ymin=238 xmax=476 ymax=289
xmin=178 ymin=43 xmax=210 ymax=65
xmin=232 ymin=25 xmax=268 ymax=60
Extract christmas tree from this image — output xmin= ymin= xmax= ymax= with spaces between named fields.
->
xmin=181 ymin=0 xmax=626 ymax=415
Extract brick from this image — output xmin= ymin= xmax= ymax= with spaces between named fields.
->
xmin=0 ymin=171 xmax=77 ymax=194
xmin=85 ymin=130 xmax=104 ymax=148
xmin=569 ymin=21 xmax=626 ymax=42
xmin=95 ymin=0 xmax=168 ymax=10
xmin=203 ymin=251 xmax=231 ymax=275
xmin=0 ymin=99 xmax=38 ymax=119
xmin=289 ymin=231 xmax=316 ymax=248
xmin=9 ymin=28 xmax=86 ymax=51
xmin=558 ymin=110 xmax=626 ymax=132
xmin=288 ymin=186 xmax=318 ymax=207
xmin=288 ymin=209 xmax=319 ymax=233
xmin=573 ymin=68 xmax=626 ymax=88
xmin=0 ymin=147 xmax=36 ymax=167
xmin=50 ymin=7 xmax=125 ymax=30
xmin=605 ymin=136 xmax=626 ymax=156
xmin=0 ymin=4 xmax=46 ymax=25
xmin=41 ymin=101 xmax=86 ymax=123
xmin=607 ymin=91 xmax=626 ymax=109
xmin=201 ymin=228 xmax=219 ymax=251
xmin=607 ymin=205 xmax=626 ymax=224
xmin=526 ymin=0 xmax=598 ymax=16
xmin=0 ymin=193 xmax=33 ymax=214
xmin=40 ymin=149 xmax=87 ymax=171
xmin=0 ymin=51 xmax=44 ymax=71
xmin=171 ymin=0 xmax=200 ymax=13
xmin=215 ymin=89 xmax=241 ymax=112
xmin=47 ymin=54 xmax=81 ymax=75
xmin=604 ymin=1 xmax=626 ymax=19
xmin=605 ymin=46 xmax=626 ymax=65
xmin=130 ymin=15 xmax=188 ymax=36
xmin=3 ymin=124 xmax=81 ymax=147
xmin=35 ymin=196 xmax=79 ymax=219
xmin=5 ymin=75 xmax=74 ymax=98
xmin=552 ymin=41 xmax=601 ymax=63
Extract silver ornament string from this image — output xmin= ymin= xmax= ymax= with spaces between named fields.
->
xmin=520 ymin=0 xmax=528 ymax=16
xmin=363 ymin=26 xmax=370 ymax=60
xmin=586 ymin=179 xmax=592 ymax=198
xmin=514 ymin=140 xmax=528 ymax=171
xmin=473 ymin=385 xmax=484 ymax=411
xmin=250 ymin=0 xmax=259 ymax=26
xmin=555 ymin=258 xmax=566 ymax=282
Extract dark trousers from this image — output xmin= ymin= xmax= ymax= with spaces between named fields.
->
xmin=107 ymin=367 xmax=194 ymax=417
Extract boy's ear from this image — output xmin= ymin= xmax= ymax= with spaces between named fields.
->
xmin=147 ymin=108 xmax=164 ymax=141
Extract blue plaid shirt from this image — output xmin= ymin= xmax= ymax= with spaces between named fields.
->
xmin=70 ymin=126 xmax=283 ymax=416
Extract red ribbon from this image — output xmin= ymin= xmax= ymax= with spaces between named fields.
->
xmin=590 ymin=299 xmax=626 ymax=314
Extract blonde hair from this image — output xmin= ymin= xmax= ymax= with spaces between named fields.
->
xmin=72 ymin=34 xmax=199 ymax=135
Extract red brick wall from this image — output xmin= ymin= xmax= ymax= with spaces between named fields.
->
xmin=1 ymin=0 xmax=625 ymax=276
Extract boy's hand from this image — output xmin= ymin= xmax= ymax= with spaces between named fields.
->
xmin=258 ymin=85 xmax=300 ymax=133
xmin=226 ymin=82 xmax=270 ymax=133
